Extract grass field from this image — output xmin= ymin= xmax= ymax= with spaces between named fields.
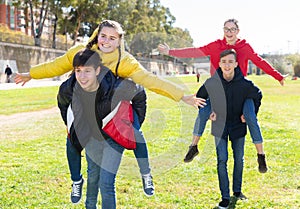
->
xmin=0 ymin=75 xmax=299 ymax=209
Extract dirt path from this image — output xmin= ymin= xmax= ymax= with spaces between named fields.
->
xmin=0 ymin=107 xmax=62 ymax=141
xmin=0 ymin=107 xmax=59 ymax=127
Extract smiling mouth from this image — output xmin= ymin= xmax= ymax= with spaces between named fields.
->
xmin=101 ymin=44 xmax=111 ymax=48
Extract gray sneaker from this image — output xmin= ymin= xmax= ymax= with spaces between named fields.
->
xmin=142 ymin=173 xmax=155 ymax=197
xmin=233 ymin=192 xmax=247 ymax=200
xmin=184 ymin=145 xmax=199 ymax=163
xmin=71 ymin=178 xmax=84 ymax=204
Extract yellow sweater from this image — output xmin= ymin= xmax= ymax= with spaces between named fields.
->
xmin=30 ymin=30 xmax=184 ymax=101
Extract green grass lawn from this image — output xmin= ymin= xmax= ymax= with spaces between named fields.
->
xmin=0 ymin=75 xmax=299 ymax=209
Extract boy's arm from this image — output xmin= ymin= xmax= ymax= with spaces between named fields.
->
xmin=196 ymin=83 xmax=209 ymax=102
xmin=246 ymin=81 xmax=263 ymax=114
xmin=57 ymin=75 xmax=75 ymax=125
xmin=131 ymin=86 xmax=147 ymax=126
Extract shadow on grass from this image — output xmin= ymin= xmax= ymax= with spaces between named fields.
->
xmin=212 ymin=196 xmax=238 ymax=209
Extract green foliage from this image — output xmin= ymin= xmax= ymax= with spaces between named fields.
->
xmin=0 ymin=75 xmax=300 ymax=208
xmin=10 ymin=0 xmax=194 ymax=52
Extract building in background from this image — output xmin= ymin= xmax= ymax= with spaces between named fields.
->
xmin=0 ymin=0 xmax=54 ymax=39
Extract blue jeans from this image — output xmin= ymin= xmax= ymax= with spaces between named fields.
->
xmin=65 ymin=111 xmax=150 ymax=183
xmin=133 ymin=111 xmax=151 ymax=175
xmin=66 ymin=138 xmax=82 ymax=182
xmin=85 ymin=137 xmax=124 ymax=209
xmin=214 ymin=137 xmax=245 ymax=200
xmin=193 ymin=98 xmax=263 ymax=144
xmin=242 ymin=99 xmax=263 ymax=144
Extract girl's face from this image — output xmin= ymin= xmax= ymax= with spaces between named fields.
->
xmin=223 ymin=21 xmax=239 ymax=45
xmin=97 ymin=26 xmax=121 ymax=53
xmin=75 ymin=66 xmax=100 ymax=92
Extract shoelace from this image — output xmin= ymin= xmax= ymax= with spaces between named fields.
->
xmin=71 ymin=183 xmax=81 ymax=197
xmin=143 ymin=175 xmax=154 ymax=189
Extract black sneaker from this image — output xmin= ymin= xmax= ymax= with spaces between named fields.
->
xmin=218 ymin=198 xmax=230 ymax=209
xmin=257 ymin=154 xmax=268 ymax=173
xmin=233 ymin=192 xmax=247 ymax=200
xmin=71 ymin=178 xmax=84 ymax=204
xmin=142 ymin=173 xmax=154 ymax=197
xmin=183 ymin=145 xmax=199 ymax=163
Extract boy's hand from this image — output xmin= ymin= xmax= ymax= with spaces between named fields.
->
xmin=240 ymin=115 xmax=246 ymax=123
xmin=210 ymin=112 xmax=217 ymax=121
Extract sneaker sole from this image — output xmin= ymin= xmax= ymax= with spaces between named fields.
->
xmin=259 ymin=168 xmax=268 ymax=173
xmin=183 ymin=152 xmax=199 ymax=163
xmin=71 ymin=196 xmax=82 ymax=205
xmin=143 ymin=190 xmax=155 ymax=197
xmin=218 ymin=206 xmax=229 ymax=209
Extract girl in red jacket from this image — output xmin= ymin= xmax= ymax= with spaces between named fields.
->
xmin=159 ymin=18 xmax=286 ymax=173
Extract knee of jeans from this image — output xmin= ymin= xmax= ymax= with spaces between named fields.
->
xmin=217 ymin=155 xmax=228 ymax=165
xmin=233 ymin=155 xmax=244 ymax=164
xmin=87 ymin=166 xmax=100 ymax=180
xmin=85 ymin=201 xmax=98 ymax=209
xmin=99 ymin=179 xmax=115 ymax=196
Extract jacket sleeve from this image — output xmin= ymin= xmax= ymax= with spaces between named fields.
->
xmin=246 ymin=80 xmax=263 ymax=114
xmin=57 ymin=74 xmax=75 ymax=125
xmin=131 ymin=85 xmax=147 ymax=126
xmin=30 ymin=45 xmax=85 ymax=79
xmin=117 ymin=53 xmax=185 ymax=102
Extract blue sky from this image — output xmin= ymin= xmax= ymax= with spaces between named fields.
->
xmin=160 ymin=0 xmax=300 ymax=54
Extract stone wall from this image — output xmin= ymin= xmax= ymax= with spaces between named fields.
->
xmin=0 ymin=42 xmax=206 ymax=76
xmin=0 ymin=42 xmax=65 ymax=73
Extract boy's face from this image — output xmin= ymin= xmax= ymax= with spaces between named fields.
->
xmin=75 ymin=66 xmax=100 ymax=92
xmin=219 ymin=54 xmax=237 ymax=78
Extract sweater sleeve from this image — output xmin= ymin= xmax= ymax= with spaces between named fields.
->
xmin=30 ymin=45 xmax=85 ymax=79
xmin=246 ymin=44 xmax=284 ymax=81
xmin=169 ymin=45 xmax=212 ymax=58
xmin=118 ymin=54 xmax=185 ymax=102
xmin=131 ymin=85 xmax=147 ymax=126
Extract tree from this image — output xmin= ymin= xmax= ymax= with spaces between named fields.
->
xmin=13 ymin=0 xmax=50 ymax=46
xmin=59 ymin=0 xmax=108 ymax=45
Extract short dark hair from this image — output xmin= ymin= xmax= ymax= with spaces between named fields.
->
xmin=73 ymin=49 xmax=102 ymax=69
xmin=220 ymin=49 xmax=237 ymax=60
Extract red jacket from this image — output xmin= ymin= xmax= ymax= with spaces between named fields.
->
xmin=169 ymin=38 xmax=284 ymax=81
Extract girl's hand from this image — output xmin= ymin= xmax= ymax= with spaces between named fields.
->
xmin=158 ymin=43 xmax=170 ymax=55
xmin=15 ymin=72 xmax=32 ymax=86
xmin=181 ymin=95 xmax=206 ymax=108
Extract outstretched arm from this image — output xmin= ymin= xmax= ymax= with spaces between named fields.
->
xmin=158 ymin=43 xmax=170 ymax=55
xmin=14 ymin=72 xmax=32 ymax=86
xmin=279 ymin=74 xmax=289 ymax=86
xmin=181 ymin=95 xmax=207 ymax=108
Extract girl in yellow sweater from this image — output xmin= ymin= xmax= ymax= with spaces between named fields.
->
xmin=15 ymin=20 xmax=205 ymax=203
